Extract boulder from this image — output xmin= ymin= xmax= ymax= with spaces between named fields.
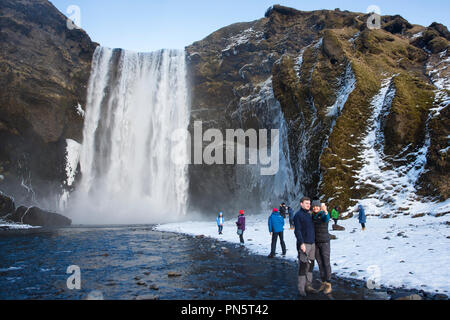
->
xmin=168 ymin=271 xmax=182 ymax=277
xmin=396 ymin=294 xmax=422 ymax=300
xmin=9 ymin=206 xmax=28 ymax=223
xmin=329 ymin=234 xmax=337 ymax=240
xmin=332 ymin=224 xmax=346 ymax=231
xmin=135 ymin=295 xmax=159 ymax=300
xmin=9 ymin=206 xmax=71 ymax=227
xmin=433 ymin=293 xmax=449 ymax=300
xmin=0 ymin=193 xmax=15 ymax=217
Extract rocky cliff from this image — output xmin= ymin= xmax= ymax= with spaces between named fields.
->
xmin=0 ymin=0 xmax=97 ymax=208
xmin=187 ymin=5 xmax=449 ymax=214
xmin=0 ymin=2 xmax=448 ymax=216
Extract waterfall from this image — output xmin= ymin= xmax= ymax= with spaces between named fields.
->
xmin=67 ymin=47 xmax=190 ymax=224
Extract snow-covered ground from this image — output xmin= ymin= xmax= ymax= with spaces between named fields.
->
xmin=0 ymin=219 xmax=39 ymax=230
xmin=156 ymin=211 xmax=450 ymax=295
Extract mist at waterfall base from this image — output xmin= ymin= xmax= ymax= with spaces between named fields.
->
xmin=64 ymin=47 xmax=190 ymax=225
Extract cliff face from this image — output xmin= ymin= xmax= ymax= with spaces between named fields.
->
xmin=187 ymin=5 xmax=449 ymax=213
xmin=0 ymin=2 xmax=448 ymax=215
xmin=0 ymin=0 xmax=97 ymax=207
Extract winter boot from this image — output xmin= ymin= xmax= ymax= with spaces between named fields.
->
xmin=305 ymin=284 xmax=318 ymax=294
xmin=324 ymin=282 xmax=332 ymax=294
xmin=318 ymin=282 xmax=327 ymax=292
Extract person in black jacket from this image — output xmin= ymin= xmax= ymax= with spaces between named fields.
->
xmin=312 ymin=201 xmax=332 ymax=294
xmin=279 ymin=202 xmax=287 ymax=219
xmin=288 ymin=206 xmax=295 ymax=230
xmin=293 ymin=197 xmax=318 ymax=296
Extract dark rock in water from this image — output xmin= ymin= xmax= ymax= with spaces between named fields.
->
xmin=9 ymin=206 xmax=71 ymax=227
xmin=22 ymin=207 xmax=71 ymax=227
xmin=396 ymin=294 xmax=422 ymax=300
xmin=0 ymin=193 xmax=15 ymax=217
xmin=168 ymin=271 xmax=182 ymax=277
xmin=149 ymin=284 xmax=159 ymax=290
xmin=195 ymin=235 xmax=205 ymax=239
xmin=135 ymin=295 xmax=159 ymax=300
xmin=433 ymin=293 xmax=448 ymax=300
xmin=332 ymin=224 xmax=345 ymax=231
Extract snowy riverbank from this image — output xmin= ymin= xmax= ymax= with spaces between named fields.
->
xmin=0 ymin=219 xmax=39 ymax=230
xmin=157 ymin=212 xmax=450 ymax=296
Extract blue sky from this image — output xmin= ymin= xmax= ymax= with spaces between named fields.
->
xmin=50 ymin=0 xmax=450 ymax=52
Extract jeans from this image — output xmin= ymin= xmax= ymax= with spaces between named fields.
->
xmin=238 ymin=231 xmax=244 ymax=244
xmin=270 ymin=232 xmax=287 ymax=255
xmin=218 ymin=225 xmax=223 ymax=234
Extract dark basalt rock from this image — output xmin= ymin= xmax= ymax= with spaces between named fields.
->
xmin=0 ymin=0 xmax=98 ymax=205
xmin=0 ymin=192 xmax=15 ymax=217
xmin=9 ymin=205 xmax=28 ymax=223
xmin=23 ymin=207 xmax=71 ymax=227
xmin=382 ymin=15 xmax=413 ymax=34
xmin=8 ymin=205 xmax=71 ymax=227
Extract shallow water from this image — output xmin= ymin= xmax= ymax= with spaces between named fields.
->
xmin=0 ymin=225 xmax=427 ymax=300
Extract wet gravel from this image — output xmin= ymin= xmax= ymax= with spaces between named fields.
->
xmin=0 ymin=225 xmax=442 ymax=300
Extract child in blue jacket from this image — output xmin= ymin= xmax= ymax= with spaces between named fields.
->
xmin=216 ymin=212 xmax=224 ymax=235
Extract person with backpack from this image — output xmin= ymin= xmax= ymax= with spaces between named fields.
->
xmin=216 ymin=212 xmax=224 ymax=235
xmin=358 ymin=204 xmax=366 ymax=231
xmin=236 ymin=210 xmax=246 ymax=245
xmin=331 ymin=206 xmax=340 ymax=225
xmin=288 ymin=206 xmax=295 ymax=230
xmin=268 ymin=208 xmax=287 ymax=258
xmin=312 ymin=201 xmax=332 ymax=294
xmin=293 ymin=197 xmax=318 ymax=296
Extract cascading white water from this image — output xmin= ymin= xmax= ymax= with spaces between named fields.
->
xmin=67 ymin=47 xmax=190 ymax=224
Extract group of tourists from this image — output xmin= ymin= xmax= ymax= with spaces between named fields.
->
xmin=215 ymin=198 xmax=368 ymax=297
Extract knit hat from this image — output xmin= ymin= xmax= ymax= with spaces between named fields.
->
xmin=273 ymin=208 xmax=279 ymax=213
xmin=311 ymin=200 xmax=321 ymax=208
xmin=239 ymin=210 xmax=244 ymax=215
